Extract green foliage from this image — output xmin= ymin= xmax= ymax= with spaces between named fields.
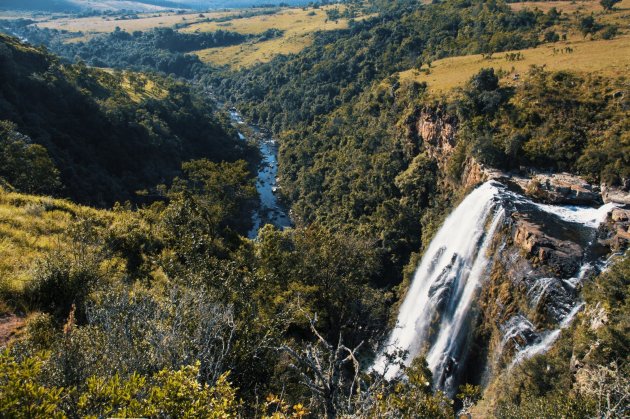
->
xmin=453 ymin=68 xmax=629 ymax=183
xmin=0 ymin=120 xmax=61 ymax=194
xmin=254 ymin=224 xmax=387 ymax=343
xmin=495 ymin=392 xmax=595 ymax=418
xmin=0 ymin=351 xmax=238 ymax=418
xmin=368 ymin=357 xmax=454 ymax=418
xmin=0 ymin=33 xmax=252 ymax=206
xmin=25 ymin=217 xmax=108 ymax=321
xmin=486 ymin=254 xmax=629 ymax=418
xmin=457 ymin=383 xmax=482 ymax=414
xmin=178 ymin=159 xmax=258 ymax=233
xmin=78 ymin=364 xmax=239 ymax=419
xmin=580 ymin=253 xmax=630 ymax=365
xmin=579 ymin=15 xmax=600 ymax=37
xmin=0 ymin=351 xmax=66 ymax=419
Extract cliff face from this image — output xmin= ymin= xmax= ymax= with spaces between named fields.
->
xmin=403 ymin=105 xmax=457 ymax=164
xmin=416 ymin=106 xmax=457 ymax=159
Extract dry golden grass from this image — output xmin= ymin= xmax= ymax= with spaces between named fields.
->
xmin=186 ymin=6 xmax=360 ymax=68
xmin=119 ymin=74 xmax=169 ymax=103
xmin=194 ymin=32 xmax=320 ymax=68
xmin=94 ymin=68 xmax=169 ymax=103
xmin=183 ymin=6 xmax=348 ymax=35
xmin=509 ymin=0 xmax=604 ymax=14
xmin=36 ymin=10 xmax=236 ymax=35
xmin=510 ymin=0 xmax=630 ymax=24
xmin=396 ymin=34 xmax=630 ymax=94
xmin=0 ymin=189 xmax=108 ymax=292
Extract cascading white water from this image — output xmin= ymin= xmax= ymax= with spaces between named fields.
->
xmin=372 ymin=181 xmax=503 ymax=390
xmin=373 ymin=180 xmax=617 ymax=395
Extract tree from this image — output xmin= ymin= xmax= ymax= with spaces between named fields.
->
xmin=579 ymin=15 xmax=598 ymax=37
xmin=366 ymin=357 xmax=454 ymax=418
xmin=171 ymin=159 xmax=258 ymax=234
xmin=77 ymin=363 xmax=239 ymax=418
xmin=600 ymin=0 xmax=621 ymax=10
xmin=0 ymin=120 xmax=61 ymax=194
xmin=279 ymin=315 xmax=363 ymax=419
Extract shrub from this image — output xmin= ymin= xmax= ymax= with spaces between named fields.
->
xmin=0 ymin=351 xmax=66 ymax=419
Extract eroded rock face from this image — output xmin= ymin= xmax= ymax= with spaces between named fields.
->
xmin=472 ymin=190 xmax=613 ymax=382
xmin=600 ymin=207 xmax=630 ymax=250
xmin=515 ymin=173 xmax=602 ymax=206
xmin=511 ymin=212 xmax=583 ymax=276
xmin=601 ymin=182 xmax=630 ymax=205
xmin=416 ymin=106 xmax=457 ymax=156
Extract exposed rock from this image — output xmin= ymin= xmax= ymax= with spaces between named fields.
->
xmin=586 ymin=303 xmax=609 ymax=331
xmin=611 ymin=208 xmax=630 ymax=222
xmin=416 ymin=106 xmax=457 ymax=160
xmin=518 ymin=173 xmax=602 ymax=206
xmin=601 ymin=182 xmax=630 ymax=205
xmin=600 ymin=207 xmax=630 ymax=251
xmin=461 ymin=158 xmax=513 ymax=190
xmin=511 ymin=213 xmax=583 ymax=276
xmin=461 ymin=157 xmax=485 ymax=189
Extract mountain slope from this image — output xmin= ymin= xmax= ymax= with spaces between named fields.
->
xmin=0 ymin=33 xmax=252 ymax=205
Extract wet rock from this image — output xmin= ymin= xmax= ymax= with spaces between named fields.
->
xmin=500 ymin=314 xmax=538 ymax=355
xmin=526 ymin=276 xmax=578 ymax=324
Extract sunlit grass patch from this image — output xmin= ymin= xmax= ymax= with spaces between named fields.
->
xmin=396 ymin=34 xmax=630 ymax=94
xmin=186 ymin=6 xmax=364 ymax=69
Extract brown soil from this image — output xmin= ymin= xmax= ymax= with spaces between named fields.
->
xmin=0 ymin=314 xmax=26 ymax=347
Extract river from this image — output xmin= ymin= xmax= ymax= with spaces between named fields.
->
xmin=228 ymin=109 xmax=292 ymax=238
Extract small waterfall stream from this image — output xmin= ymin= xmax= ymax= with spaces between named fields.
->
xmin=373 ymin=180 xmax=616 ymax=396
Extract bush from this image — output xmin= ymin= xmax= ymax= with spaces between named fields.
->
xmin=0 ymin=351 xmax=65 ymax=419
xmin=26 ymin=218 xmax=108 ymax=321
xmin=77 ymin=364 xmax=239 ymax=418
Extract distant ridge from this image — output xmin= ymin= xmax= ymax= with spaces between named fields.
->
xmin=0 ymin=0 xmax=313 ymax=12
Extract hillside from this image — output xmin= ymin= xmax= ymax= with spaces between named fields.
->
xmin=0 ymin=0 xmax=628 ymax=417
xmin=0 ymin=33 xmax=253 ymax=206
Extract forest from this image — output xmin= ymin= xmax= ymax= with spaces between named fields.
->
xmin=0 ymin=0 xmax=628 ymax=417
xmin=0 ymin=33 xmax=256 ymax=206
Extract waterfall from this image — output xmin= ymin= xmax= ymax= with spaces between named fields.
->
xmin=373 ymin=179 xmax=617 ymax=396
xmin=373 ymin=181 xmax=503 ymax=393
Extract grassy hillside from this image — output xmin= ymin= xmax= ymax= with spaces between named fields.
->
xmin=0 ymin=188 xmax=107 ymax=296
xmin=398 ymin=34 xmax=630 ymax=93
xmin=35 ymin=10 xmax=238 ymax=35
xmin=397 ymin=0 xmax=630 ymax=93
xmin=185 ymin=5 xmax=363 ymax=68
